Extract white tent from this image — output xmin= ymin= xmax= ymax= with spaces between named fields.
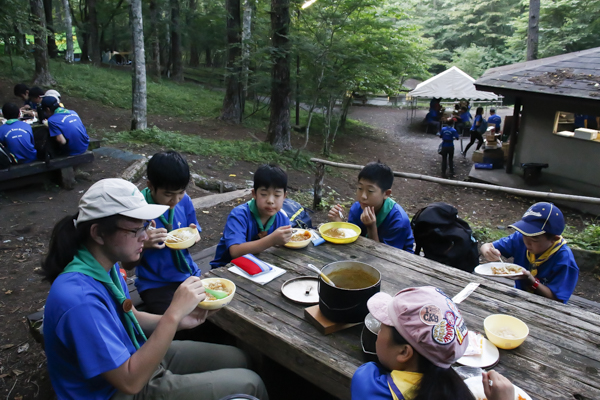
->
xmin=407 ymin=66 xmax=499 ymax=100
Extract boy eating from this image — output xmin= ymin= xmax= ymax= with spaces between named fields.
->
xmin=480 ymin=202 xmax=579 ymax=304
xmin=210 ymin=164 xmax=292 ymax=268
xmin=133 ymin=151 xmax=202 ymax=314
xmin=0 ymin=103 xmax=37 ymax=163
xmin=328 ymin=161 xmax=414 ymax=253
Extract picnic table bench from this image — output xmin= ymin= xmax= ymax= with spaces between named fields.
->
xmin=200 ymin=238 xmax=600 ymax=400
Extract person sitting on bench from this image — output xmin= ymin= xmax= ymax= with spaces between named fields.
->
xmin=41 ymin=96 xmax=89 ymax=156
xmin=0 ymin=103 xmax=37 ymax=163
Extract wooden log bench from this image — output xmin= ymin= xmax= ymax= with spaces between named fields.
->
xmin=0 ymin=151 xmax=94 ymax=190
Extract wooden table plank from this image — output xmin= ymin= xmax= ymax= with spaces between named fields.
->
xmin=203 ymin=237 xmax=600 ymax=400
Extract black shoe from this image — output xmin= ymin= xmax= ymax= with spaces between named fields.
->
xmin=449 ymin=169 xmax=455 ymax=175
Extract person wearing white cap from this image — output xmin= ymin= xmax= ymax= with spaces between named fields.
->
xmin=43 ymin=89 xmax=64 ymax=107
xmin=41 ymin=178 xmax=268 ymax=400
xmin=351 ymin=287 xmax=515 ymax=400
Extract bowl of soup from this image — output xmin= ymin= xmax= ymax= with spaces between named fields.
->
xmin=318 ymin=261 xmax=381 ymax=323
xmin=484 ymin=314 xmax=529 ymax=350
xmin=319 ymin=222 xmax=361 ymax=244
xmin=165 ymin=227 xmax=200 ymax=250
xmin=284 ymin=229 xmax=312 ymax=249
xmin=198 ymin=278 xmax=236 ymax=310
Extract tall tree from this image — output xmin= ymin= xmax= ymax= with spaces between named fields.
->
xmin=62 ymin=0 xmax=74 ymax=62
xmin=267 ymin=0 xmax=291 ymax=152
xmin=170 ymin=0 xmax=183 ymax=81
xmin=241 ymin=0 xmax=252 ymax=97
xmin=220 ymin=0 xmax=243 ymax=122
xmin=527 ymin=0 xmax=540 ymax=61
xmin=88 ymin=0 xmax=101 ymax=65
xmin=130 ymin=0 xmax=147 ymax=130
xmin=30 ymin=0 xmax=56 ymax=86
xmin=43 ymin=0 xmax=59 ymax=57
xmin=149 ymin=0 xmax=162 ymax=78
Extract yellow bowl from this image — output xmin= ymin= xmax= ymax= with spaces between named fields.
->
xmin=284 ymin=229 xmax=313 ymax=249
xmin=198 ymin=278 xmax=236 ymax=310
xmin=484 ymin=314 xmax=529 ymax=350
xmin=164 ymin=227 xmax=199 ymax=250
xmin=319 ymin=222 xmax=361 ymax=244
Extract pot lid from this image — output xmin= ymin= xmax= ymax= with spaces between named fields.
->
xmin=281 ymin=277 xmax=319 ymax=304
xmin=364 ymin=312 xmax=381 ymax=334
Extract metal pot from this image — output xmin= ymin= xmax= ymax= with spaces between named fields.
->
xmin=318 ymin=261 xmax=381 ymax=323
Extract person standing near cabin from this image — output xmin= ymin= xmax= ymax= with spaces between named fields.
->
xmin=462 ymin=107 xmax=485 ymax=157
xmin=439 ymin=125 xmax=459 ymax=178
xmin=0 ymin=103 xmax=37 ymax=163
xmin=487 ymin=108 xmax=501 ymax=134
xmin=328 ymin=162 xmax=414 ymax=253
xmin=41 ymin=96 xmax=90 ymax=156
xmin=42 ymin=178 xmax=268 ymax=400
xmin=131 ymin=151 xmax=203 ymax=316
xmin=480 ymin=202 xmax=579 ymax=304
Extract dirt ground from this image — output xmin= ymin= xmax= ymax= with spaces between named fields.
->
xmin=0 ymin=80 xmax=599 ymax=399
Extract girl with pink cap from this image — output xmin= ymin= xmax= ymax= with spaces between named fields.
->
xmin=351 ymin=286 xmax=515 ymax=400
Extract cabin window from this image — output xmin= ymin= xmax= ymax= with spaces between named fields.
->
xmin=553 ymin=111 xmax=600 ymax=142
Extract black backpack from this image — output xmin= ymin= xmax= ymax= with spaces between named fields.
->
xmin=281 ymin=198 xmax=313 ymax=229
xmin=410 ymin=202 xmax=479 ymax=273
xmin=0 ymin=142 xmax=17 ymax=169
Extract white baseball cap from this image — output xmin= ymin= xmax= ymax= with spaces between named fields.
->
xmin=76 ymin=179 xmax=168 ymax=225
xmin=43 ymin=89 xmax=61 ymax=100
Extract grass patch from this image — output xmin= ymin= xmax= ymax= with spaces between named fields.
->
xmin=564 ymin=224 xmax=600 ymax=252
xmin=104 ymin=126 xmax=318 ymax=170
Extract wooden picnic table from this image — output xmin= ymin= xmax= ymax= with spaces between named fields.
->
xmin=199 ymin=237 xmax=600 ymax=400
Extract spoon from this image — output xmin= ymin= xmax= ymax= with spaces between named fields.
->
xmin=306 ymin=264 xmax=336 ymax=287
xmin=204 ymin=287 xmax=229 ymax=300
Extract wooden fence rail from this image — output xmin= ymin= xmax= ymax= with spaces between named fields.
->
xmin=311 ymin=158 xmax=600 ymax=209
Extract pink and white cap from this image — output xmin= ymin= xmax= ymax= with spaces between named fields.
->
xmin=367 ymin=286 xmax=469 ymax=368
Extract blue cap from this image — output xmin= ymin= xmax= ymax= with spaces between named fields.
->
xmin=509 ymin=202 xmax=565 ymax=236
xmin=41 ymin=96 xmax=59 ymax=109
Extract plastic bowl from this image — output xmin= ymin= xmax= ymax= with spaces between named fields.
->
xmin=198 ymin=278 xmax=236 ymax=310
xmin=484 ymin=314 xmax=529 ymax=350
xmin=284 ymin=229 xmax=312 ymax=249
xmin=319 ymin=222 xmax=361 ymax=244
xmin=165 ymin=227 xmax=199 ymax=250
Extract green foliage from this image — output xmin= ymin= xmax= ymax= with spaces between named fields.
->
xmin=471 ymin=225 xmax=507 ymax=243
xmin=103 ymin=126 xmax=317 ymax=170
xmin=564 ymin=224 xmax=600 ymax=252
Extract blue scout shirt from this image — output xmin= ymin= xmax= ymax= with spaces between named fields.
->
xmin=493 ymin=232 xmax=579 ymax=303
xmin=348 ymin=201 xmax=414 ymax=253
xmin=459 ymin=111 xmax=472 ymax=124
xmin=351 ymin=362 xmax=421 ymax=400
xmin=48 ymin=109 xmax=90 ymax=156
xmin=0 ymin=120 xmax=37 ymax=162
xmin=574 ymin=114 xmax=588 ymax=128
xmin=426 ymin=109 xmax=439 ymax=123
xmin=135 ymin=194 xmax=202 ymax=293
xmin=471 ymin=115 xmax=483 ymax=132
xmin=440 ymin=126 xmax=459 ymax=148
xmin=210 ymin=203 xmax=291 ymax=268
xmin=44 ymin=269 xmax=140 ymax=400
xmin=488 ymin=114 xmax=501 ymax=132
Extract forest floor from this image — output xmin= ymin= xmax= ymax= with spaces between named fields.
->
xmin=0 ymin=79 xmax=599 ymax=399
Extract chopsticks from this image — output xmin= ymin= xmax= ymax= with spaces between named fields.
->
xmin=147 ymin=225 xmax=185 ymax=242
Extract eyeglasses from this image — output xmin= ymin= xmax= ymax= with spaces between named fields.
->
xmin=117 ymin=221 xmax=150 ymax=238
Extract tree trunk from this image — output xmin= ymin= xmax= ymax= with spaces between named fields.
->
xmin=149 ymin=0 xmax=161 ymax=78
xmin=267 ymin=0 xmax=291 ymax=152
xmin=62 ymin=0 xmax=74 ymax=63
xmin=526 ymin=0 xmax=540 ymax=61
xmin=88 ymin=0 xmax=101 ymax=65
xmin=43 ymin=0 xmax=59 ymax=58
xmin=30 ymin=0 xmax=56 ymax=86
xmin=161 ymin=10 xmax=171 ymax=75
xmin=220 ymin=0 xmax=243 ymax=122
xmin=205 ymin=48 xmax=212 ymax=67
xmin=170 ymin=0 xmax=183 ymax=81
xmin=187 ymin=0 xmax=200 ymax=67
xmin=241 ymin=0 xmax=252 ymax=97
xmin=130 ymin=0 xmax=147 ymax=130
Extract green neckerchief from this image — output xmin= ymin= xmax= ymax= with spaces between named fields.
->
xmin=248 ymin=199 xmax=276 ymax=232
xmin=61 ymin=247 xmax=147 ymax=349
xmin=6 ymin=119 xmax=19 ymax=125
xmin=376 ymin=198 xmax=397 ymax=228
xmin=54 ymin=107 xmax=71 ymax=114
xmin=141 ymin=187 xmax=193 ymax=275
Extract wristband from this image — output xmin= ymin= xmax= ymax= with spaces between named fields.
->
xmin=531 ymin=278 xmax=541 ymax=290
